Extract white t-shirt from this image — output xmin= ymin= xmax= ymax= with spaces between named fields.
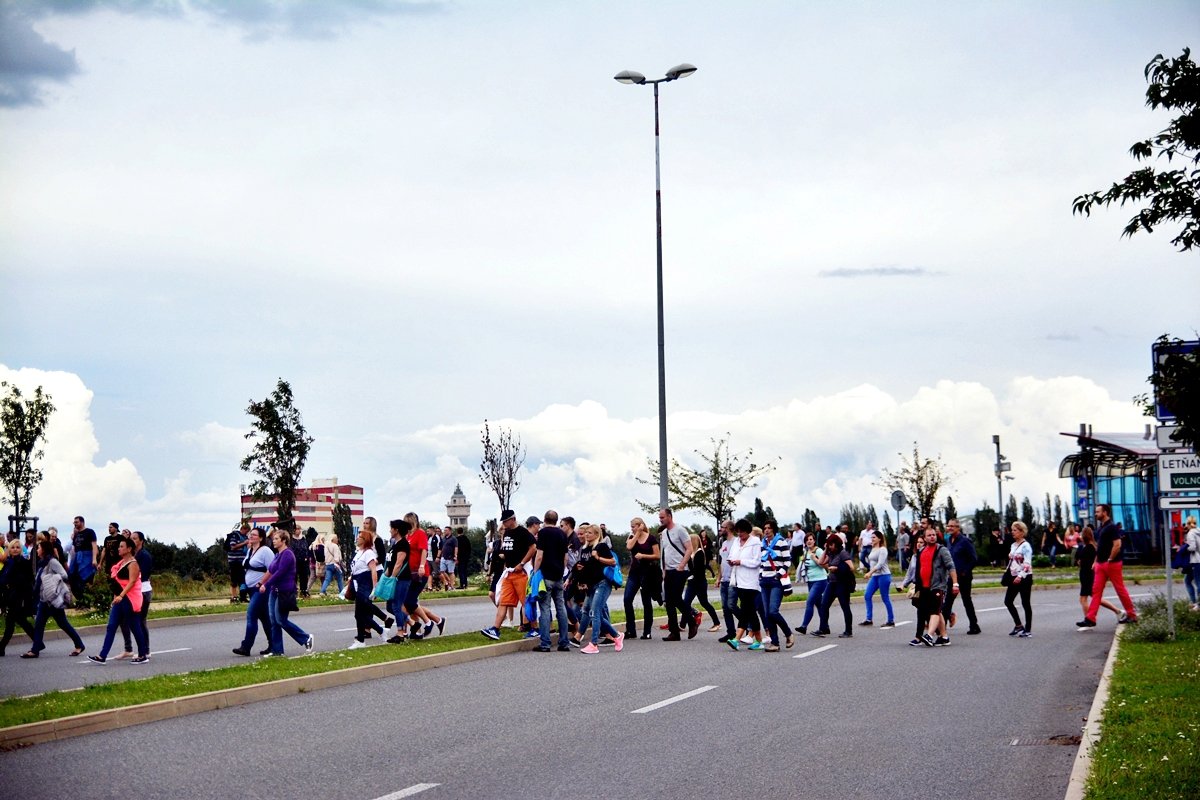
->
xmin=858 ymin=528 xmax=874 ymax=549
xmin=350 ymin=547 xmax=376 ymax=576
xmin=789 ymin=528 xmax=806 ymax=550
xmin=728 ymin=535 xmax=762 ymax=590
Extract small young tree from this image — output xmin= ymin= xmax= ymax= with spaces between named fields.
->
xmin=240 ymin=379 xmax=313 ymax=521
xmin=875 ymin=442 xmax=954 ymax=520
xmin=636 ymin=435 xmax=777 ymax=526
xmin=1004 ymin=494 xmax=1019 ymax=529
xmin=0 ymin=382 xmax=55 ymax=522
xmin=332 ymin=502 xmax=353 ymax=545
xmin=479 ymin=419 xmax=525 ymax=512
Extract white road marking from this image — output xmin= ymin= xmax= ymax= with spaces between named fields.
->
xmin=152 ymin=648 xmax=191 ymax=655
xmin=895 ymin=620 xmax=913 ymax=626
xmin=794 ymin=644 xmax=837 ymax=659
xmin=977 ymin=606 xmax=1008 ymax=613
xmin=631 ymin=685 xmax=718 ymax=714
xmin=335 ymin=627 xmax=356 ymax=632
xmin=374 ymin=784 xmax=440 ymax=799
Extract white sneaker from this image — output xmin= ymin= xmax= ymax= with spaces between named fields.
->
xmin=348 ymin=640 xmax=366 ymax=650
xmin=740 ymin=635 xmax=755 ymax=644
xmin=304 ymin=635 xmax=314 ymax=654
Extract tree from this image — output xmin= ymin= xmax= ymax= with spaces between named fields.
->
xmin=882 ymin=510 xmax=894 ymax=538
xmin=1053 ymin=494 xmax=1064 ymax=528
xmin=1073 ymin=48 xmax=1199 ymax=251
xmin=1004 ymin=494 xmax=1019 ymax=529
xmin=332 ymin=502 xmax=353 ymax=544
xmin=974 ymin=503 xmax=999 ymax=543
xmin=738 ymin=497 xmax=774 ymax=528
xmin=637 ymin=435 xmax=777 ymax=526
xmin=479 ymin=419 xmax=525 ymax=512
xmin=0 ymin=382 xmax=55 ymax=523
xmin=875 ymin=442 xmax=954 ymax=519
xmin=944 ymin=496 xmax=957 ymax=521
xmin=1137 ymin=334 xmax=1200 ymax=451
xmin=802 ymin=508 xmax=821 ymax=533
xmin=1020 ymin=496 xmax=1036 ymax=529
xmin=240 ymin=379 xmax=313 ymax=522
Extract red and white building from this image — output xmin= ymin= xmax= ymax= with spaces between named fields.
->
xmin=239 ymin=478 xmax=364 ymax=538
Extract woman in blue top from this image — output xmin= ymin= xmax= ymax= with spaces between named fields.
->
xmin=794 ymin=532 xmax=827 ymax=636
xmin=259 ymin=529 xmax=314 ymax=656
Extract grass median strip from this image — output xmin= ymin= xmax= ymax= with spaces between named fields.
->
xmin=0 ymin=628 xmax=528 ymax=730
xmin=1084 ymin=598 xmax=1200 ymax=800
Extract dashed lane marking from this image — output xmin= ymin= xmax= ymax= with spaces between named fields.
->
xmin=374 ymin=784 xmax=440 ymax=799
xmin=631 ymin=685 xmax=718 ymax=714
xmin=794 ymin=644 xmax=837 ymax=659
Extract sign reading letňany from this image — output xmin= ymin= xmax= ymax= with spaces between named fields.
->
xmin=1159 ymin=452 xmax=1200 ymax=491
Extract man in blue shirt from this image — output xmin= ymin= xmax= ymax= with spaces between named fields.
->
xmin=942 ymin=519 xmax=980 ymax=635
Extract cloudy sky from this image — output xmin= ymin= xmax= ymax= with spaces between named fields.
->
xmin=2 ymin=1 xmax=1197 ymax=546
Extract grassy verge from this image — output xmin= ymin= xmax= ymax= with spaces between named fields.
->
xmin=1085 ymin=596 xmax=1200 ymax=800
xmin=0 ymin=627 xmax=530 ymax=730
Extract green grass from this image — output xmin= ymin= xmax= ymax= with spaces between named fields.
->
xmin=0 ymin=627 xmax=529 ymax=730
xmin=1085 ymin=597 xmax=1200 ymax=800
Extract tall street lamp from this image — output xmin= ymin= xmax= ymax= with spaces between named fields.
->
xmin=614 ymin=63 xmax=697 ymax=510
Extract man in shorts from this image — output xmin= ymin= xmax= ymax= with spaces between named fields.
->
xmin=439 ymin=528 xmax=458 ymax=591
xmin=480 ymin=510 xmax=535 ymax=640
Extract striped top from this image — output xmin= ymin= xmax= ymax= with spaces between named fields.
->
xmin=759 ymin=534 xmax=791 ymax=580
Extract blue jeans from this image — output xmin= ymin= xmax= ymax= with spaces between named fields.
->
xmin=121 ymin=590 xmax=151 ymax=654
xmin=801 ymin=579 xmax=827 ymax=630
xmin=321 ymin=564 xmax=344 ymax=594
xmin=240 ymin=588 xmax=271 ymax=649
xmin=387 ymin=579 xmax=411 ymax=631
xmin=31 ymin=602 xmax=84 ymax=652
xmin=581 ymin=581 xmax=620 ymax=644
xmin=538 ymin=577 xmax=569 ymax=647
xmin=268 ymin=591 xmax=309 ymax=654
xmin=720 ymin=581 xmax=738 ymax=637
xmin=99 ymin=597 xmax=146 ymax=659
xmin=864 ymin=574 xmax=894 ymax=623
xmin=756 ymin=578 xmax=791 ymax=645
xmin=1184 ymin=563 xmax=1199 ymax=604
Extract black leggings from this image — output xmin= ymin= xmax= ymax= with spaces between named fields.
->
xmin=1004 ymin=577 xmax=1033 ymax=631
xmin=735 ymin=588 xmax=760 ymax=632
xmin=623 ymin=569 xmax=655 ymax=635
xmin=684 ymin=574 xmax=720 ymax=625
xmin=0 ymin=607 xmax=35 ymax=654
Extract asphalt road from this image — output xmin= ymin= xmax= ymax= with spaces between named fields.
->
xmin=3 ymin=584 xmax=1139 ymax=800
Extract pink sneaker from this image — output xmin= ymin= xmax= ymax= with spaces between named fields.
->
xmin=580 ymin=642 xmax=599 ymax=654
xmin=614 ymin=633 xmax=624 ymax=652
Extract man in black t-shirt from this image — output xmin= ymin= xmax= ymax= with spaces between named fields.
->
xmin=68 ymin=516 xmax=98 ymax=596
xmin=533 ymin=510 xmax=570 ymax=651
xmin=480 ymin=510 xmax=536 ymax=640
xmin=1078 ymin=503 xmax=1139 ymax=627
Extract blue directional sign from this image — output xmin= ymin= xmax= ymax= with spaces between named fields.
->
xmin=1152 ymin=339 xmax=1200 ymax=422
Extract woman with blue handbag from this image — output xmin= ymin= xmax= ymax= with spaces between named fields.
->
xmin=576 ymin=524 xmax=624 ymax=655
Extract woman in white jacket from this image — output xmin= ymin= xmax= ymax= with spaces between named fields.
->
xmin=724 ymin=519 xmax=763 ymax=651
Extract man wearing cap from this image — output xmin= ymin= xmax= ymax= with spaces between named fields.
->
xmin=480 ymin=510 xmax=536 ymax=640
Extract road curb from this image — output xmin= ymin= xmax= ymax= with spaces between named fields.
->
xmin=0 ymin=637 xmax=533 ymax=750
xmin=1064 ymin=626 xmax=1124 ymax=800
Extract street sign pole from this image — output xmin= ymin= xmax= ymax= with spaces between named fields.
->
xmin=1163 ymin=509 xmax=1175 ymax=639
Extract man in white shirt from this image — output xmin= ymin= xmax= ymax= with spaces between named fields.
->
xmin=858 ymin=520 xmax=877 ymax=569
xmin=789 ymin=524 xmax=806 ymax=574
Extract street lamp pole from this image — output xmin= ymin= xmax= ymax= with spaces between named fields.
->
xmin=615 ymin=63 xmax=697 ymax=511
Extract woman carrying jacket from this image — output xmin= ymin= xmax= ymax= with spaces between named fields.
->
xmin=23 ymin=540 xmax=86 ymax=657
xmin=1004 ymin=521 xmax=1034 ymax=638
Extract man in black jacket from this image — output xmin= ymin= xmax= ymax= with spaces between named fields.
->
xmin=942 ymin=519 xmax=980 ymax=635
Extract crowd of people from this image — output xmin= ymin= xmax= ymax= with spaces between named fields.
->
xmin=0 ymin=503 xmax=1184 ymax=663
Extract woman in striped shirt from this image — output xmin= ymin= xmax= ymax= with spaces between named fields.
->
xmin=756 ymin=519 xmax=795 ymax=651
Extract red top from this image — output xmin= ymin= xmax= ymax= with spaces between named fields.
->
xmin=408 ymin=529 xmax=428 ymax=571
xmin=918 ymin=545 xmax=936 ymax=588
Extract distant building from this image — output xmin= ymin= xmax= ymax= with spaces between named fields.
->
xmin=446 ymin=483 xmax=471 ymax=530
xmin=240 ymin=478 xmax=364 ymax=539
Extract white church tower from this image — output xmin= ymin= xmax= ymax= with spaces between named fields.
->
xmin=446 ymin=483 xmax=471 ymax=529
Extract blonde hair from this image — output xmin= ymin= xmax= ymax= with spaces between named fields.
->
xmin=1011 ymin=521 xmax=1028 ymax=538
xmin=403 ymin=512 xmax=420 ymax=531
